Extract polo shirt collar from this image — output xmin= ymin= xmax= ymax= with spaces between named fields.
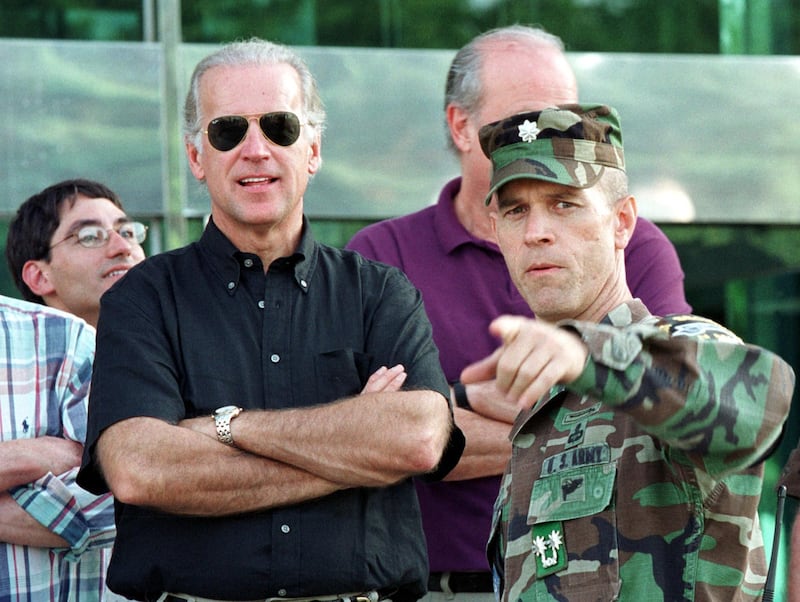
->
xmin=198 ymin=216 xmax=317 ymax=295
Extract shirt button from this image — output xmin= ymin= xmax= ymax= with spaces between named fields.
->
xmin=278 ymin=589 xmax=287 ymax=597
xmin=300 ymin=279 xmax=308 ymax=289
xmin=270 ymin=354 xmax=280 ymax=363
xmin=258 ymin=300 xmax=265 ymax=309
xmin=243 ymin=258 xmax=254 ymax=268
xmin=281 ymin=524 xmax=290 ymax=534
xmin=227 ymin=281 xmax=235 ymax=290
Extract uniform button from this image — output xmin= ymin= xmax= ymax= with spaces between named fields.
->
xmin=281 ymin=524 xmax=290 ymax=534
xmin=227 ymin=281 xmax=235 ymax=290
xmin=258 ymin=300 xmax=265 ymax=309
xmin=270 ymin=354 xmax=280 ymax=363
xmin=244 ymin=258 xmax=254 ymax=268
xmin=300 ymin=279 xmax=308 ymax=289
xmin=278 ymin=589 xmax=287 ymax=596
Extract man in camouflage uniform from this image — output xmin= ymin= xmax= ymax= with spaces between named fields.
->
xmin=461 ymin=103 xmax=795 ymax=601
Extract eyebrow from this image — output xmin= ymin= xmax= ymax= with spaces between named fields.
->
xmin=496 ymin=196 xmax=517 ymax=210
xmin=550 ymin=191 xmax=580 ymax=204
xmin=63 ymin=216 xmax=132 ymax=234
xmin=498 ymin=189 xmax=580 ymax=210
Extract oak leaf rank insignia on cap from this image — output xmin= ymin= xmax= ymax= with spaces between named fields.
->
xmin=479 ymin=103 xmax=625 ymax=205
xmin=518 ymin=119 xmax=540 ymax=143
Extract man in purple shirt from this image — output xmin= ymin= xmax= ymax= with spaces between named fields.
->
xmin=347 ymin=25 xmax=691 ymax=600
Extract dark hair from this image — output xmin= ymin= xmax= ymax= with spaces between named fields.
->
xmin=5 ymin=178 xmax=124 ymax=304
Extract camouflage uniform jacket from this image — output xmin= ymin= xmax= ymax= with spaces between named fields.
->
xmin=488 ymin=300 xmax=794 ymax=602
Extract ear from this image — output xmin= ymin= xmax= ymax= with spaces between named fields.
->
xmin=185 ymin=139 xmax=206 ymax=181
xmin=490 ymin=206 xmax=497 ymax=224
xmin=307 ymin=135 xmax=322 ymax=176
xmin=614 ymin=195 xmax=638 ymax=250
xmin=22 ymin=260 xmax=56 ymax=297
xmin=489 ymin=208 xmax=501 ymax=240
xmin=446 ymin=103 xmax=475 ymax=153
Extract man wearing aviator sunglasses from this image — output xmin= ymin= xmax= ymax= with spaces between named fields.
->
xmin=77 ymin=37 xmax=463 ymax=602
xmin=6 ymin=178 xmax=147 ymax=329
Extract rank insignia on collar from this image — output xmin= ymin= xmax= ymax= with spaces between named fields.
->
xmin=532 ymin=521 xmax=567 ymax=578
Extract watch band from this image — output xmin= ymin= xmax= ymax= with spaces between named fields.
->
xmin=213 ymin=405 xmax=242 ymax=446
xmin=452 ymin=381 xmax=471 ymax=410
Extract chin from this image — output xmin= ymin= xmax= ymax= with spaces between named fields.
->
xmin=100 ymin=277 xmax=123 ymax=292
xmin=528 ymin=297 xmax=572 ymax=320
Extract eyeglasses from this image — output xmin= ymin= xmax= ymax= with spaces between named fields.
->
xmin=203 ymin=111 xmax=305 ymax=151
xmin=50 ymin=222 xmax=148 ymax=250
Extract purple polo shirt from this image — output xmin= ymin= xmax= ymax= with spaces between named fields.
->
xmin=346 ymin=177 xmax=691 ymax=572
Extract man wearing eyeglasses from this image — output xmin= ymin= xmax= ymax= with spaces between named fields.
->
xmin=1 ymin=177 xmax=143 ymax=601
xmin=76 ymin=38 xmax=463 ymax=602
xmin=6 ymin=178 xmax=147 ymax=328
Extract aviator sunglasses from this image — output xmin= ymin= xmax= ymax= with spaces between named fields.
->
xmin=203 ymin=111 xmax=305 ymax=151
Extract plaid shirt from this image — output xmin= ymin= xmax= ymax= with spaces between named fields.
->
xmin=0 ymin=296 xmax=119 ymax=601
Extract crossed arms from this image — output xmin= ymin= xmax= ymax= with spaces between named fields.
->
xmin=0 ymin=437 xmax=82 ymax=547
xmin=96 ymin=365 xmax=455 ymax=516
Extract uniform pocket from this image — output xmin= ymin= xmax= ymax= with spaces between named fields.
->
xmin=526 ymin=452 xmax=621 ymax=601
xmin=530 ymin=458 xmax=616 ymax=521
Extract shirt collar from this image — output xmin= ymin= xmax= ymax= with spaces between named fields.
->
xmin=600 ymin=298 xmax=651 ymax=327
xmin=198 ymin=216 xmax=317 ymax=295
xmin=434 ymin=177 xmax=501 ymax=255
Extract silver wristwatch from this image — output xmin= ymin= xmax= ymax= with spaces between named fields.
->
xmin=213 ymin=405 xmax=243 ymax=446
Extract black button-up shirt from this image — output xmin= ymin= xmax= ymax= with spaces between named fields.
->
xmin=78 ymin=218 xmax=461 ymax=601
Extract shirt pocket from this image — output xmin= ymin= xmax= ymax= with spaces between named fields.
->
xmin=527 ymin=460 xmax=621 ymax=601
xmin=314 ymin=348 xmax=371 ymax=403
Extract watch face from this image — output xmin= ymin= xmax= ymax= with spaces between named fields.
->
xmin=215 ymin=405 xmax=239 ymax=416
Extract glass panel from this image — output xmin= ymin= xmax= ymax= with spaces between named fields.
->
xmin=181 ymin=45 xmax=800 ymax=223
xmin=572 ymin=52 xmax=800 ymax=224
xmin=2 ymin=40 xmax=799 ymax=225
xmin=0 ymin=40 xmax=163 ymax=215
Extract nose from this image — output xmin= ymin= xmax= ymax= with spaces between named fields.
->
xmin=238 ymin=117 xmax=273 ymax=157
xmin=523 ymin=209 xmax=555 ymax=246
xmin=106 ymin=229 xmax=134 ymax=256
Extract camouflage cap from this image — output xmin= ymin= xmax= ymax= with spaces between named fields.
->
xmin=479 ymin=103 xmax=625 ymax=205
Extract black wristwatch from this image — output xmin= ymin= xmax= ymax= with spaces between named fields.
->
xmin=452 ymin=381 xmax=471 ymax=410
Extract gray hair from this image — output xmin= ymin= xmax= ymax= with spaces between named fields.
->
xmin=598 ymin=168 xmax=630 ymax=206
xmin=444 ymin=25 xmax=566 ymax=154
xmin=184 ymin=37 xmax=326 ymax=149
